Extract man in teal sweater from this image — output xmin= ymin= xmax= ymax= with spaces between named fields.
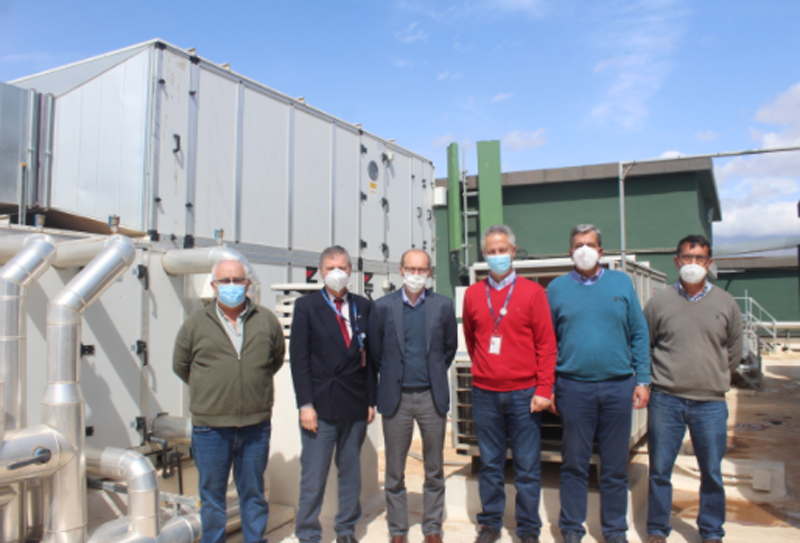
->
xmin=546 ymin=224 xmax=650 ymax=543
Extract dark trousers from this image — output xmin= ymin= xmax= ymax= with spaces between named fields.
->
xmin=557 ymin=374 xmax=635 ymax=540
xmin=295 ymin=419 xmax=367 ymax=543
xmin=383 ymin=389 xmax=447 ymax=537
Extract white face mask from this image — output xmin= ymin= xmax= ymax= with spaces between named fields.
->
xmin=324 ymin=268 xmax=350 ymax=293
xmin=679 ymin=263 xmax=707 ymax=285
xmin=572 ymin=246 xmax=600 ymax=271
xmin=403 ymin=273 xmax=427 ymax=293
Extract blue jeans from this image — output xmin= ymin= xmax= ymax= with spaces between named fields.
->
xmin=647 ymin=391 xmax=728 ymax=540
xmin=472 ymin=385 xmax=542 ymax=537
xmin=557 ymin=374 xmax=635 ymax=540
xmin=295 ymin=419 xmax=367 ymax=543
xmin=192 ymin=421 xmax=272 ymax=543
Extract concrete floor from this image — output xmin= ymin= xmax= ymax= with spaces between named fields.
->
xmin=231 ymin=351 xmax=800 ymax=542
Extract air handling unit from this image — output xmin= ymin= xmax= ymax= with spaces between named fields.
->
xmin=0 ymin=39 xmax=435 ymax=542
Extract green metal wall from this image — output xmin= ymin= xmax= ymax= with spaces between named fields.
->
xmin=715 ymin=269 xmax=799 ymax=321
xmin=434 ymin=170 xmax=713 ymax=298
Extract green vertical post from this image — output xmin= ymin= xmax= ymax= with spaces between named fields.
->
xmin=477 ymin=140 xmax=503 ymax=235
xmin=447 ymin=142 xmax=462 ymax=254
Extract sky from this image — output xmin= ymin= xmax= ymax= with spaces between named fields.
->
xmin=1 ymin=0 xmax=798 ymax=248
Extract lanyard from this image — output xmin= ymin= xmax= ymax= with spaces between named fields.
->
xmin=485 ymin=277 xmax=516 ymax=332
xmin=321 ymin=290 xmax=363 ymax=350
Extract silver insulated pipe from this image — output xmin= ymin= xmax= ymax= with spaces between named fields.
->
xmin=0 ymin=234 xmax=57 ymax=543
xmin=41 ymin=235 xmax=136 ymax=543
xmin=161 ymin=246 xmax=261 ymax=303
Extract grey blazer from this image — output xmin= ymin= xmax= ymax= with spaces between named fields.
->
xmin=368 ymin=288 xmax=458 ymax=416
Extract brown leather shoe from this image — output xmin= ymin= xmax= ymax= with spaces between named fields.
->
xmin=426 ymin=535 xmax=444 ymax=543
xmin=390 ymin=536 xmax=408 ymax=543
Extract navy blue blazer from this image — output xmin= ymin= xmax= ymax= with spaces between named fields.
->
xmin=290 ymin=289 xmax=374 ymax=422
xmin=368 ymin=289 xmax=458 ymax=416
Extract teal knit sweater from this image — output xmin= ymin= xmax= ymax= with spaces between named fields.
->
xmin=546 ymin=269 xmax=651 ymax=383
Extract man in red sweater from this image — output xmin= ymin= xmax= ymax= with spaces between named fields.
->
xmin=462 ymin=224 xmax=557 ymax=543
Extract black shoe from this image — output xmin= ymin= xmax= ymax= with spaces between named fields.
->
xmin=336 ymin=536 xmax=358 ymax=543
xmin=474 ymin=525 xmax=500 ymax=543
xmin=605 ymin=536 xmax=628 ymax=543
xmin=520 ymin=534 xmax=540 ymax=543
xmin=563 ymin=532 xmax=583 ymax=543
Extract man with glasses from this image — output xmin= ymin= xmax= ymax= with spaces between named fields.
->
xmin=173 ymin=259 xmax=285 ymax=543
xmin=462 ymin=224 xmax=557 ymax=543
xmin=644 ymin=235 xmax=742 ymax=543
xmin=368 ymin=249 xmax=458 ymax=543
xmin=291 ymin=245 xmax=374 ymax=543
xmin=546 ymin=224 xmax=650 ymax=543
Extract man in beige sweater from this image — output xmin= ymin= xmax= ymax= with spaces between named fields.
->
xmin=643 ymin=235 xmax=743 ymax=543
xmin=174 ymin=259 xmax=285 ymax=543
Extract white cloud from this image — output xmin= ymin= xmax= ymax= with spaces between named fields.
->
xmin=714 ymin=81 xmax=800 ymax=241
xmin=492 ymin=92 xmax=514 ymax=102
xmin=395 ymin=22 xmax=428 ymax=43
xmin=502 ymin=128 xmax=547 ymax=151
xmin=432 ymin=134 xmax=458 ymax=148
xmin=660 ymin=150 xmax=682 ymax=158
xmin=398 ymin=0 xmax=548 ymax=20
xmin=589 ymin=0 xmax=687 ymax=129
xmin=394 ymin=59 xmax=415 ymax=68
xmin=696 ymin=130 xmax=719 ymax=141
xmin=438 ymin=70 xmax=465 ymax=81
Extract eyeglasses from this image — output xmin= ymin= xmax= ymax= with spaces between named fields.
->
xmin=678 ymin=254 xmax=709 ymax=266
xmin=403 ymin=267 xmax=430 ymax=275
xmin=213 ymin=277 xmax=248 ymax=286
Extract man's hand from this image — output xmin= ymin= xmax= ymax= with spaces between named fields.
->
xmin=300 ymin=406 xmax=318 ymax=433
xmin=633 ymin=385 xmax=650 ymax=409
xmin=367 ymin=406 xmax=376 ymax=424
xmin=531 ymin=395 xmax=551 ymax=413
xmin=547 ymin=393 xmax=559 ymax=416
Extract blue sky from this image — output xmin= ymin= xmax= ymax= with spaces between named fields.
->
xmin=1 ymin=0 xmax=798 ymax=247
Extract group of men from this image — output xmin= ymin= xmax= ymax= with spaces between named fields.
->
xmin=173 ymin=222 xmax=742 ymax=543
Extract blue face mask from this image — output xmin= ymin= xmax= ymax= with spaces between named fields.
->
xmin=217 ymin=284 xmax=246 ymax=307
xmin=486 ymin=254 xmax=512 ymax=275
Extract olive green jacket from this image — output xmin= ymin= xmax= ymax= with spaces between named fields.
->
xmin=173 ymin=302 xmax=285 ymax=427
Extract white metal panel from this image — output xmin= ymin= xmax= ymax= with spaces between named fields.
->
xmin=385 ymin=152 xmax=411 ymax=261
xmin=333 ymin=126 xmax=360 ymax=252
xmin=410 ymin=159 xmax=424 ymax=250
xmin=291 ymin=109 xmax=332 ymax=252
xmin=359 ymin=135 xmax=386 ymax=261
xmin=194 ymin=67 xmax=238 ymax=239
xmin=50 ymin=50 xmax=149 ymax=231
xmin=420 ymin=160 xmax=435 ymax=255
xmin=240 ymin=88 xmax=289 ymax=247
xmin=155 ymin=50 xmax=192 ymax=238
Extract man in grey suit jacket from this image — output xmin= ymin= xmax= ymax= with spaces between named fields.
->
xmin=368 ymin=249 xmax=458 ymax=543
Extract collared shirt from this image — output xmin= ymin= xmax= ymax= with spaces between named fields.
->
xmin=673 ymin=280 xmax=713 ymax=302
xmin=402 ymin=287 xmax=427 ymax=307
xmin=216 ymin=300 xmax=249 ymax=358
xmin=324 ymin=290 xmax=352 ymax=340
xmin=569 ymin=266 xmax=605 ymax=286
xmin=488 ymin=271 xmax=517 ymax=291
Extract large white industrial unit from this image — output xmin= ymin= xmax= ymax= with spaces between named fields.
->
xmin=0 ymin=39 xmax=436 ymax=542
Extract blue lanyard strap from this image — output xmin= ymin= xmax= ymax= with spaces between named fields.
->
xmin=320 ymin=290 xmax=363 ymax=349
xmin=485 ymin=278 xmax=516 ymax=332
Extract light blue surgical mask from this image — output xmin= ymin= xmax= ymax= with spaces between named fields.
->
xmin=486 ymin=254 xmax=512 ymax=275
xmin=217 ymin=284 xmax=246 ymax=307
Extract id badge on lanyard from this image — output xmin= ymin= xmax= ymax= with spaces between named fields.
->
xmin=486 ymin=278 xmax=516 ymax=356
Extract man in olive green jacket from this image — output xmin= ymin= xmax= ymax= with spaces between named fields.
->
xmin=173 ymin=259 xmax=285 ymax=543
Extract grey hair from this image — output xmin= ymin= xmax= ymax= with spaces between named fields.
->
xmin=569 ymin=224 xmax=602 ymax=248
xmin=319 ymin=245 xmax=352 ymax=269
xmin=481 ymin=224 xmax=516 ymax=250
xmin=211 ymin=258 xmax=249 ymax=280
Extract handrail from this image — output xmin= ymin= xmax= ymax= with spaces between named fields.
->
xmin=734 ymin=296 xmax=778 ymax=351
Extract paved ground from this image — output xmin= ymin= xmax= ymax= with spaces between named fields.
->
xmin=229 ymin=351 xmax=800 ymax=543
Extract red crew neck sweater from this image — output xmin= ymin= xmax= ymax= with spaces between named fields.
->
xmin=462 ymin=277 xmax=557 ymax=397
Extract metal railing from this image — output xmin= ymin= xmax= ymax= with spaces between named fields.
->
xmin=735 ymin=295 xmax=778 ymax=353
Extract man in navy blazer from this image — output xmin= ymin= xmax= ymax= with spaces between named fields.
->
xmin=290 ymin=245 xmax=375 ymax=543
xmin=368 ymin=249 xmax=458 ymax=543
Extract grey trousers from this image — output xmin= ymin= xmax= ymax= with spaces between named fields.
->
xmin=382 ymin=389 xmax=447 ymax=537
